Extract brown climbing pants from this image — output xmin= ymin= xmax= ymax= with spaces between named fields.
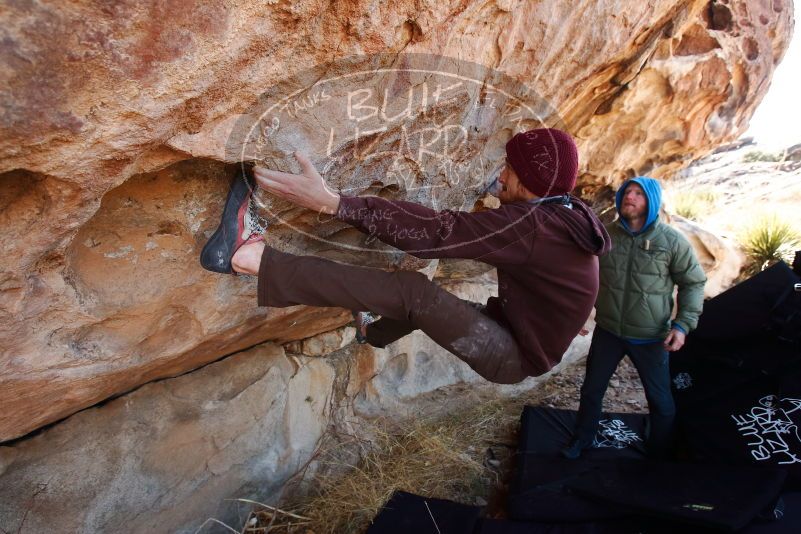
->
xmin=257 ymin=246 xmax=529 ymax=384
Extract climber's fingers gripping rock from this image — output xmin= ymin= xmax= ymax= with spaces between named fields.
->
xmin=253 ymin=151 xmax=341 ymax=215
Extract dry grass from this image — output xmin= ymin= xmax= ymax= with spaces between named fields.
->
xmin=239 ymin=398 xmax=527 ymax=534
xmin=295 ymin=403 xmax=517 ymax=532
xmin=668 ymin=188 xmax=718 ymax=221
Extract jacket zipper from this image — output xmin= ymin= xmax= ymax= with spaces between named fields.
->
xmin=618 ymin=230 xmax=637 ymax=335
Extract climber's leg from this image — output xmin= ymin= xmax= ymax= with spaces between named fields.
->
xmin=361 ymin=316 xmax=416 ymax=348
xmin=362 ymin=301 xmax=488 ymax=348
xmin=255 ymin=245 xmax=529 ymax=384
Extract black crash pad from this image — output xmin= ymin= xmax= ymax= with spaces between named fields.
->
xmin=566 ymin=459 xmax=786 ymax=531
xmin=366 ymin=491 xmax=481 ymax=534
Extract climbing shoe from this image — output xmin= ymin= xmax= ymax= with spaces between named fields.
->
xmin=353 ymin=311 xmax=380 ymax=344
xmin=560 ymin=437 xmax=592 ymax=460
xmin=200 ymin=170 xmax=267 ymax=274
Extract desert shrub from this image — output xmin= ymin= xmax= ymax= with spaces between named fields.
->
xmin=739 ymin=214 xmax=801 ymax=272
xmin=670 ymin=188 xmax=719 ymax=221
xmin=742 ymin=150 xmax=782 ymax=163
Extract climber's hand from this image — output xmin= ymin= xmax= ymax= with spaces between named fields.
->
xmin=253 ymin=152 xmax=341 ymax=215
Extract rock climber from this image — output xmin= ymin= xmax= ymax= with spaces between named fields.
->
xmin=200 ymin=129 xmax=610 ymax=384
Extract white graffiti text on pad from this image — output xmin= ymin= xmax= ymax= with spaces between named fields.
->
xmin=731 ymin=395 xmax=801 ymax=465
xmin=594 ymin=419 xmax=642 ymax=449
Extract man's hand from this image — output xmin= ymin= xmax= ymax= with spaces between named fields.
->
xmin=663 ymin=328 xmax=686 ymax=352
xmin=253 ymin=152 xmax=341 ymax=215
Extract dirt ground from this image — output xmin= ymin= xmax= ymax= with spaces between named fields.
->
xmin=529 ymin=354 xmax=647 ymax=413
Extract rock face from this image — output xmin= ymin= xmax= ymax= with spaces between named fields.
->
xmin=0 ymin=343 xmax=336 ymax=534
xmin=0 ymin=0 xmax=793 ymax=447
xmin=574 ymin=0 xmax=795 ymax=192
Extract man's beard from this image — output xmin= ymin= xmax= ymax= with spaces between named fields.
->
xmin=620 ymin=205 xmax=645 ymax=220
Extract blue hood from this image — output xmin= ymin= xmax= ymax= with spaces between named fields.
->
xmin=615 ymin=176 xmax=662 ymax=234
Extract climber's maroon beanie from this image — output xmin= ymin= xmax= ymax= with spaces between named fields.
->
xmin=505 ymin=128 xmax=578 ymax=197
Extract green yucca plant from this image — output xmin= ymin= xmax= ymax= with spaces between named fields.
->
xmin=739 ymin=214 xmax=801 ymax=272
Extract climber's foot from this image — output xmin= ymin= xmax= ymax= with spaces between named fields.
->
xmin=353 ymin=311 xmax=380 ymax=344
xmin=231 ymin=239 xmax=265 ymax=275
xmin=200 ymin=170 xmax=268 ymax=274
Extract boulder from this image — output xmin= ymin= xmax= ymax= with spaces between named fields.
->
xmin=0 ymin=343 xmax=335 ymax=534
xmin=286 ymin=326 xmax=358 ymax=356
xmin=672 ymin=215 xmax=745 ymax=298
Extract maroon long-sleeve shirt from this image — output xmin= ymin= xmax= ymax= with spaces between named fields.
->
xmin=336 ymin=195 xmax=611 ymax=376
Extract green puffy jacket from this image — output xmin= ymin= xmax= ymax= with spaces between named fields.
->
xmin=594 ymin=219 xmax=707 ymax=340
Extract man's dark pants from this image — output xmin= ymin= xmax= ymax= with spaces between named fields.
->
xmin=574 ymin=326 xmax=676 ymax=457
xmin=256 ymin=246 xmax=529 ymax=384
